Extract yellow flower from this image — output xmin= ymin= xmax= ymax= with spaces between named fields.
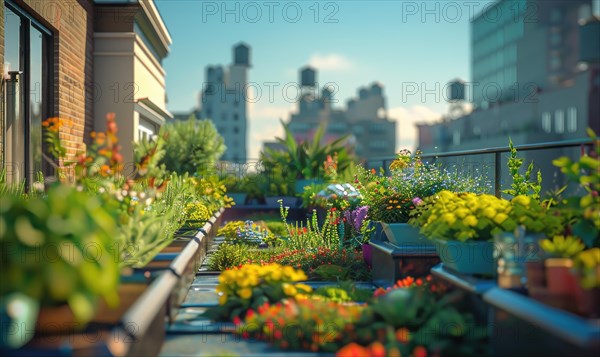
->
xmin=512 ymin=195 xmax=531 ymax=207
xmin=295 ymin=283 xmax=313 ymax=293
xmin=494 ymin=213 xmax=508 ymax=225
xmin=463 ymin=215 xmax=478 ymax=227
xmin=238 ymin=288 xmax=253 ymax=299
xmin=482 ymin=207 xmax=497 ymax=219
xmin=454 ymin=208 xmax=469 ymax=219
xmin=441 ymin=213 xmax=456 ymax=225
xmin=282 ymin=283 xmax=297 ymax=296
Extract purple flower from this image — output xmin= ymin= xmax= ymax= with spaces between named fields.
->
xmin=346 ymin=206 xmax=369 ymax=232
xmin=412 ymin=197 xmax=424 ymax=206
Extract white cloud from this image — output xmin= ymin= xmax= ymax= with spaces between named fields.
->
xmin=308 ymin=53 xmax=354 ymax=71
xmin=388 ymin=105 xmax=443 ymax=152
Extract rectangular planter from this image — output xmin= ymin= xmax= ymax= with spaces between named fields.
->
xmin=434 ymin=239 xmax=497 ymax=277
xmin=9 ymin=270 xmax=178 ymax=357
xmin=370 ymin=240 xmax=439 ymax=288
xmin=484 ymin=287 xmax=600 ymax=357
xmin=380 ymin=222 xmax=434 ymax=247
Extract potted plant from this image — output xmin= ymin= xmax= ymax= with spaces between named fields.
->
xmin=259 ymin=164 xmax=297 ymax=207
xmin=261 ymin=120 xmax=353 ymax=195
xmin=344 ymin=206 xmax=375 ymax=266
xmin=357 ymin=150 xmax=488 ymax=248
xmin=0 ymin=185 xmax=120 ymax=343
xmin=409 ymin=191 xmax=515 ymax=275
xmin=573 ymin=248 xmax=600 ymax=316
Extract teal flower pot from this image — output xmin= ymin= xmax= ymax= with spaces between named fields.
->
xmin=433 ymin=239 xmax=497 ymax=276
xmin=380 ymin=222 xmax=434 ymax=247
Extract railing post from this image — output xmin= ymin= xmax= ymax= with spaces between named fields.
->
xmin=494 ymin=151 xmax=501 ymax=198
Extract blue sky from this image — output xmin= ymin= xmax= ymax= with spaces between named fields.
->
xmin=155 ymin=0 xmax=496 ymax=158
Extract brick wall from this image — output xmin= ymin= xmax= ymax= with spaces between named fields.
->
xmin=8 ymin=0 xmax=94 ymax=160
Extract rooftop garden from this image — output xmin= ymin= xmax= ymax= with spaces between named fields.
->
xmin=1 ymin=117 xmax=599 ymax=356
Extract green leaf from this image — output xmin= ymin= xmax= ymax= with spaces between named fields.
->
xmin=552 ymin=157 xmax=571 ymax=168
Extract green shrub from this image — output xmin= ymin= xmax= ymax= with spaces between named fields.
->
xmin=160 ymin=116 xmax=225 ymax=175
xmin=207 ymin=244 xmax=251 ymax=270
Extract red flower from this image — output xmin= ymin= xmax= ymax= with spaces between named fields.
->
xmin=413 ymin=346 xmax=428 ymax=357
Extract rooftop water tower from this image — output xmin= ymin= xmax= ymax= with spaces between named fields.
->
xmin=446 ymin=78 xmax=466 ymax=120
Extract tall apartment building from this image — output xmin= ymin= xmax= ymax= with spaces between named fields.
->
xmin=284 ymin=66 xmax=396 ymax=161
xmin=417 ymin=0 xmax=599 ymax=191
xmin=1 ymin=0 xmax=172 ymax=185
xmin=197 ymin=43 xmax=250 ymax=163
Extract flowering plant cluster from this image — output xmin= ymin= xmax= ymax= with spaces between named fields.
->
xmin=334 ymin=284 xmax=488 ymax=357
xmin=183 ymin=201 xmax=212 ymax=226
xmin=237 ymin=298 xmax=364 ymax=352
xmin=280 ymin=202 xmax=342 ymax=250
xmin=250 ymin=247 xmax=371 ymax=281
xmin=356 ymin=150 xmax=489 ymax=224
xmin=204 ymin=263 xmax=312 ymax=321
xmin=409 ymin=191 xmax=513 ymax=242
xmin=410 ymin=191 xmax=564 ymax=242
xmin=373 ymin=275 xmax=447 ymax=298
xmin=343 ymin=206 xmax=375 ymax=245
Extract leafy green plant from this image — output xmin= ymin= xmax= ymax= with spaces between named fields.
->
xmin=207 ymin=244 xmax=252 ymax=271
xmin=574 ymin=248 xmax=600 ymax=289
xmin=336 ymin=285 xmax=489 ymax=357
xmin=539 ymin=235 xmax=586 ymax=258
xmin=503 ymin=138 xmax=542 ymax=200
xmin=133 ymin=133 xmax=168 ymax=187
xmin=160 ymin=116 xmax=226 ymax=175
xmin=552 ymin=129 xmax=600 ymax=247
xmin=279 ymin=202 xmax=342 ymax=250
xmin=261 ymin=120 xmax=353 ymax=180
xmin=218 ymin=221 xmax=246 ymax=240
xmin=313 ymin=282 xmax=373 ymax=303
xmin=0 ymin=185 xmax=120 ymax=324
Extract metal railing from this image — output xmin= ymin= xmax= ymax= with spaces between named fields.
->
xmin=373 ymin=138 xmax=595 ymax=197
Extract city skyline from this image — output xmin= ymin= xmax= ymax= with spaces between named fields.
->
xmin=155 ymin=0 xmax=501 ymax=158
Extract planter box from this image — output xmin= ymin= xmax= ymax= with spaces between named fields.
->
xmin=370 ymin=240 xmax=439 ymax=288
xmin=484 ymin=287 xmax=600 ymax=357
xmin=380 ymin=222 xmax=434 ymax=247
xmin=0 ymin=208 xmax=225 ymax=356
xmin=265 ymin=196 xmax=298 ymax=207
xmin=433 ymin=239 xmax=496 ymax=276
xmin=6 ymin=270 xmax=178 ymax=357
xmin=228 ymin=193 xmax=247 ymax=206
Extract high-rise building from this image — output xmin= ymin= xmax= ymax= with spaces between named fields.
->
xmin=281 ymin=67 xmax=396 ymax=161
xmin=197 ymin=43 xmax=250 ymax=163
xmin=417 ymin=0 xmax=599 ymax=191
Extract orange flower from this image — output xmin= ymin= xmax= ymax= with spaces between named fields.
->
xmin=396 ymin=327 xmax=410 ymax=344
xmin=336 ymin=343 xmax=370 ymax=357
xmin=369 ymin=342 xmax=386 ymax=357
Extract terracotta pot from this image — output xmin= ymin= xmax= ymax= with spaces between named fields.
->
xmin=36 ymin=304 xmax=84 ymax=334
xmin=525 ymin=261 xmax=546 ymax=289
xmin=545 ymin=258 xmax=578 ymax=294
